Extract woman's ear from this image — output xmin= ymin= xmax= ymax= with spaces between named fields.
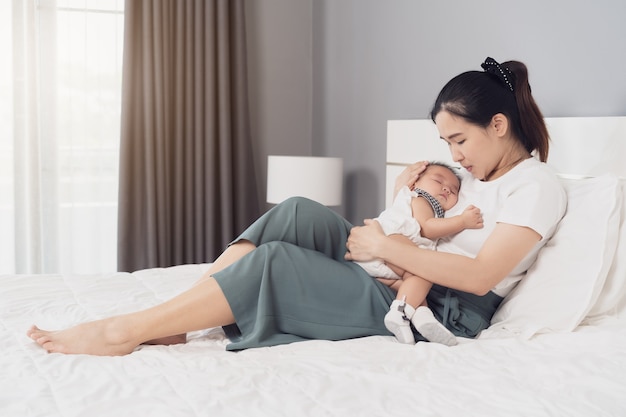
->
xmin=491 ymin=113 xmax=509 ymax=138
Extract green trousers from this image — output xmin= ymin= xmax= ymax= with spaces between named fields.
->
xmin=213 ymin=197 xmax=502 ymax=350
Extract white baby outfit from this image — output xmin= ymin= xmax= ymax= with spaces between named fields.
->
xmin=355 ymin=185 xmax=438 ymax=279
xmin=355 ymin=185 xmax=457 ymax=346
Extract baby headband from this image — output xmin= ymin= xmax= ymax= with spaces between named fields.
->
xmin=481 ymin=57 xmax=515 ymax=92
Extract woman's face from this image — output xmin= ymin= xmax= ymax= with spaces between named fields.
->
xmin=434 ymin=110 xmax=500 ymax=181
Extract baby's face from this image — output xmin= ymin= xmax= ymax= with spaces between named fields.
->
xmin=414 ymin=165 xmax=460 ymax=211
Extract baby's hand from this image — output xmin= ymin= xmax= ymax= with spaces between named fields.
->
xmin=461 ymin=205 xmax=484 ymax=229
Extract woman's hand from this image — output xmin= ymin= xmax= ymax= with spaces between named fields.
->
xmin=344 ymin=219 xmax=387 ymax=262
xmin=394 ymin=161 xmax=429 ymax=196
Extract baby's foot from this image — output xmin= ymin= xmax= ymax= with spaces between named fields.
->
xmin=27 ymin=318 xmax=138 ymax=356
xmin=384 ymin=299 xmax=416 ymax=344
xmin=411 ymin=306 xmax=458 ymax=346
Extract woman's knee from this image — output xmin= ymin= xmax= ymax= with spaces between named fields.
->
xmin=277 ymin=196 xmax=324 ymax=212
xmin=274 ymin=196 xmax=342 ymax=230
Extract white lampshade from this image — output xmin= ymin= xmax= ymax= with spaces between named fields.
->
xmin=267 ymin=155 xmax=343 ymax=206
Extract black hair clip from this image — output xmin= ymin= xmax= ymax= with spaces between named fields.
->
xmin=481 ymin=57 xmax=515 ymax=92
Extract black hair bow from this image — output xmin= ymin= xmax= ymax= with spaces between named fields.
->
xmin=481 ymin=57 xmax=514 ymax=92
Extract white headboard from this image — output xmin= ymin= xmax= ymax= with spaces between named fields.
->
xmin=386 ymin=116 xmax=626 ymax=207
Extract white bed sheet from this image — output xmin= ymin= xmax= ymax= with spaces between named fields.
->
xmin=2 ymin=264 xmax=626 ymax=417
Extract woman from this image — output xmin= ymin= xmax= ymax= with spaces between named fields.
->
xmin=27 ymin=57 xmax=566 ymax=355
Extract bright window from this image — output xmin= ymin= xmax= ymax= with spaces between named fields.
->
xmin=1 ymin=0 xmax=124 ymax=274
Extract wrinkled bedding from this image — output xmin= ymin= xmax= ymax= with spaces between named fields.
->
xmin=2 ymin=264 xmax=626 ymax=417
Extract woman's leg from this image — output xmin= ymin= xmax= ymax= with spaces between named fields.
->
xmin=28 ymin=242 xmax=259 ymax=354
xmin=195 ymin=197 xmax=350 ymax=285
xmin=28 ymin=198 xmax=352 ymax=355
xmin=193 ymin=240 xmax=257 ymax=285
xmin=144 ymin=240 xmax=257 ymax=345
xmin=236 ymin=197 xmax=353 ymax=260
xmin=213 ymin=241 xmax=396 ymax=350
xmin=161 ymin=196 xmax=352 ymax=343
xmin=27 ymin=276 xmax=234 ymax=356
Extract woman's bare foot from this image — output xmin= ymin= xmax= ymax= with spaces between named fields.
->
xmin=27 ymin=317 xmax=139 ymax=356
xmin=26 ymin=271 xmax=237 ymax=356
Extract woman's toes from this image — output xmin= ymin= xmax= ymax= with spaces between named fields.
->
xmin=26 ymin=325 xmax=38 ymax=338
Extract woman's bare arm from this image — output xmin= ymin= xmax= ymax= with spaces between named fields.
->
xmin=346 ymin=219 xmax=540 ymax=295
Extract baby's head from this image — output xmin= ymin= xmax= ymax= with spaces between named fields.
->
xmin=414 ymin=162 xmax=461 ymax=211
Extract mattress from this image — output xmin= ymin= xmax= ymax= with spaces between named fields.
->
xmin=2 ymin=263 xmax=625 ymax=416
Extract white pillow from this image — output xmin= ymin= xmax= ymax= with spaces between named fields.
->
xmin=484 ymin=174 xmax=622 ymax=339
xmin=585 ymin=180 xmax=626 ymax=320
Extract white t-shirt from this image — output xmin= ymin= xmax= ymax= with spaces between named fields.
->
xmin=437 ymin=158 xmax=567 ymax=297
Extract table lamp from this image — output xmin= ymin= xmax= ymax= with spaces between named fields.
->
xmin=267 ymin=155 xmax=343 ymax=206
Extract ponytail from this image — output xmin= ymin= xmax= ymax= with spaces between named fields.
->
xmin=503 ymin=60 xmax=549 ymax=162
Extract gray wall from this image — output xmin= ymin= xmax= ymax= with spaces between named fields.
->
xmin=248 ymin=0 xmax=626 ymax=223
xmin=245 ymin=0 xmax=313 ymax=212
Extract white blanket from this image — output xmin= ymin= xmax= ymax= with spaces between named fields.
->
xmin=2 ymin=264 xmax=625 ymax=416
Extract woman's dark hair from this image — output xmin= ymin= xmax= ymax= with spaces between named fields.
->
xmin=429 ymin=60 xmax=549 ymax=162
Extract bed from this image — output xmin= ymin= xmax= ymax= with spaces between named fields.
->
xmin=2 ymin=117 xmax=626 ymax=416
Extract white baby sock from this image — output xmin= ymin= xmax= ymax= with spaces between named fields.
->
xmin=384 ymin=297 xmax=416 ymax=344
xmin=411 ymin=306 xmax=458 ymax=346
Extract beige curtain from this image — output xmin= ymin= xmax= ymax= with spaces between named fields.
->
xmin=118 ymin=0 xmax=259 ymax=272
